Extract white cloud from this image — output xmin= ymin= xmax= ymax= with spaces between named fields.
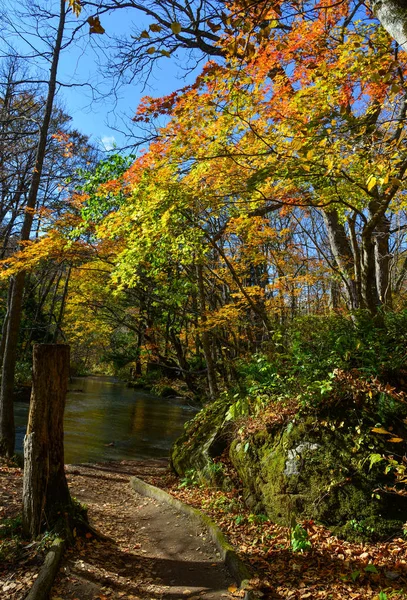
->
xmin=101 ymin=136 xmax=116 ymax=151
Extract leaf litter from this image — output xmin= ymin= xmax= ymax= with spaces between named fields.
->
xmin=1 ymin=459 xmax=236 ymax=600
xmin=2 ymin=458 xmax=407 ymax=599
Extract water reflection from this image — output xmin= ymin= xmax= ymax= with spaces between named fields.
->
xmin=14 ymin=376 xmax=197 ymax=464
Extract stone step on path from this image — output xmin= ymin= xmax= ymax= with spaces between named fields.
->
xmin=51 ymin=461 xmax=237 ymax=600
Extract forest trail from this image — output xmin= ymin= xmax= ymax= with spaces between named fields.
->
xmin=52 ymin=460 xmax=236 ymax=600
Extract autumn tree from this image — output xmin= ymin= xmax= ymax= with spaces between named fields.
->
xmin=72 ymin=0 xmax=407 ymax=396
xmin=0 ymin=0 xmax=98 ymax=457
xmin=7 ymin=0 xmax=407 ymax=398
xmin=128 ymin=1 xmax=407 ymax=317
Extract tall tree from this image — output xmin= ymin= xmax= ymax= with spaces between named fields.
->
xmin=0 ymin=0 xmax=78 ymax=457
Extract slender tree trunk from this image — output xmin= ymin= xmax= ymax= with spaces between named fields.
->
xmin=0 ymin=275 xmax=23 ymax=456
xmin=329 ymin=278 xmax=341 ymax=311
xmin=323 ymin=209 xmax=359 ymax=311
xmin=24 ymin=270 xmax=58 ymax=357
xmin=196 ymin=263 xmax=218 ymax=400
xmin=348 ymin=214 xmax=363 ymax=306
xmin=360 ymin=232 xmax=381 ymax=315
xmin=47 ymin=270 xmax=63 ymax=339
xmin=395 ymin=254 xmax=407 ymax=295
xmin=0 ymin=278 xmax=13 ymax=369
xmin=170 ymin=330 xmax=195 ymax=392
xmin=373 ymin=213 xmax=392 ymax=309
xmin=22 ymin=344 xmax=71 ymax=538
xmin=208 ymin=235 xmax=273 ymax=332
xmin=135 ymin=326 xmax=144 ymax=376
xmin=52 ymin=266 xmax=71 ymax=343
xmin=0 ymin=0 xmax=66 ymax=457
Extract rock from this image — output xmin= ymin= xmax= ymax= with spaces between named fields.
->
xmin=229 ymin=412 xmax=407 ymax=540
xmin=170 ymin=393 xmax=407 ymax=541
xmin=385 ymin=571 xmax=400 ymax=580
xmin=170 ymin=398 xmax=234 ymax=489
xmin=284 ymin=443 xmax=320 ymax=476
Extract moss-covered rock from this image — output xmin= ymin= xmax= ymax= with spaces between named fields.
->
xmin=170 ymin=398 xmax=233 ymax=487
xmin=229 ymin=410 xmax=407 ymax=540
xmin=170 ymin=392 xmax=407 ymax=540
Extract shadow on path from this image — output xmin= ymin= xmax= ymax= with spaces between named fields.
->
xmin=52 ymin=462 xmax=234 ymax=600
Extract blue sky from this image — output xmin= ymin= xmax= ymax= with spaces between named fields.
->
xmin=56 ymin=5 xmax=200 ymax=152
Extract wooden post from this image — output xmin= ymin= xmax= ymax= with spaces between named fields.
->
xmin=22 ymin=344 xmax=71 ymax=538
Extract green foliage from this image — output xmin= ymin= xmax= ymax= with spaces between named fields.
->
xmin=204 ymin=493 xmax=241 ymax=513
xmin=347 ymin=518 xmax=375 ymax=536
xmin=14 ymin=361 xmax=32 ymax=386
xmin=234 ymin=513 xmax=269 ymax=525
xmin=247 ymin=513 xmax=269 ymax=525
xmin=207 ymin=461 xmax=225 ymax=477
xmin=0 ymin=515 xmax=23 ymax=563
xmin=286 ymin=311 xmax=407 ymax=383
xmin=364 ymin=564 xmax=379 ymax=573
xmin=290 ymin=523 xmax=312 ymax=553
xmin=225 ymin=395 xmax=251 ymax=421
xmin=223 ymin=311 xmax=407 ymax=419
xmin=178 ymin=468 xmax=199 ymax=488
xmin=80 ymin=154 xmax=137 ymax=225
xmin=71 ymin=496 xmax=88 ymax=515
xmin=101 ymin=330 xmax=141 ymax=374
xmin=0 ymin=515 xmax=22 ymax=538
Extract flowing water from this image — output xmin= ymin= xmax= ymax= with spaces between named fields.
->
xmin=14 ymin=376 xmax=198 ymax=464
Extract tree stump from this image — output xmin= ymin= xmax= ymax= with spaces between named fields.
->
xmin=22 ymin=344 xmax=71 ymax=538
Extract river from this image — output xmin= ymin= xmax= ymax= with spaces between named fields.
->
xmin=14 ymin=376 xmax=198 ymax=464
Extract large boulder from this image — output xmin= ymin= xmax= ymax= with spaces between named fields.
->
xmin=171 ymin=392 xmax=407 ymax=540
xmin=230 ymin=409 xmax=407 ymax=539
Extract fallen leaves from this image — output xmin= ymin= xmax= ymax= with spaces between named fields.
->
xmin=158 ymin=466 xmax=407 ymax=599
xmin=4 ymin=458 xmax=407 ymax=600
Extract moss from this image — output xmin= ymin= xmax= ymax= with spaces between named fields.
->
xmin=230 ymin=408 xmax=407 ymax=540
xmin=170 ymin=398 xmax=233 ymax=487
xmin=334 ymin=517 xmax=404 ymax=542
xmin=170 ymin=390 xmax=407 ymax=541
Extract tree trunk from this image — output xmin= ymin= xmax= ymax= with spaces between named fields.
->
xmin=170 ymin=330 xmax=195 ymax=392
xmin=323 ymin=209 xmax=359 ymax=311
xmin=373 ymin=213 xmax=392 ymax=309
xmin=329 ymin=278 xmax=342 ymax=311
xmin=371 ymin=0 xmax=407 ymax=52
xmin=196 ymin=263 xmax=218 ymax=400
xmin=348 ymin=214 xmax=363 ymax=306
xmin=0 ymin=278 xmax=13 ymax=369
xmin=22 ymin=344 xmax=71 ymax=538
xmin=52 ymin=266 xmax=71 ymax=342
xmin=0 ymin=0 xmax=66 ymax=457
xmin=360 ymin=232 xmax=381 ymax=315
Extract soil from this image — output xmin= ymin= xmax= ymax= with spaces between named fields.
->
xmin=51 ymin=460 xmax=237 ymax=600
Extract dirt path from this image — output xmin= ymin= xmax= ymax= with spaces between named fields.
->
xmin=52 ymin=461 xmax=236 ymax=600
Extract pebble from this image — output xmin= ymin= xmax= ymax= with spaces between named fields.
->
xmin=385 ymin=571 xmax=400 ymax=580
